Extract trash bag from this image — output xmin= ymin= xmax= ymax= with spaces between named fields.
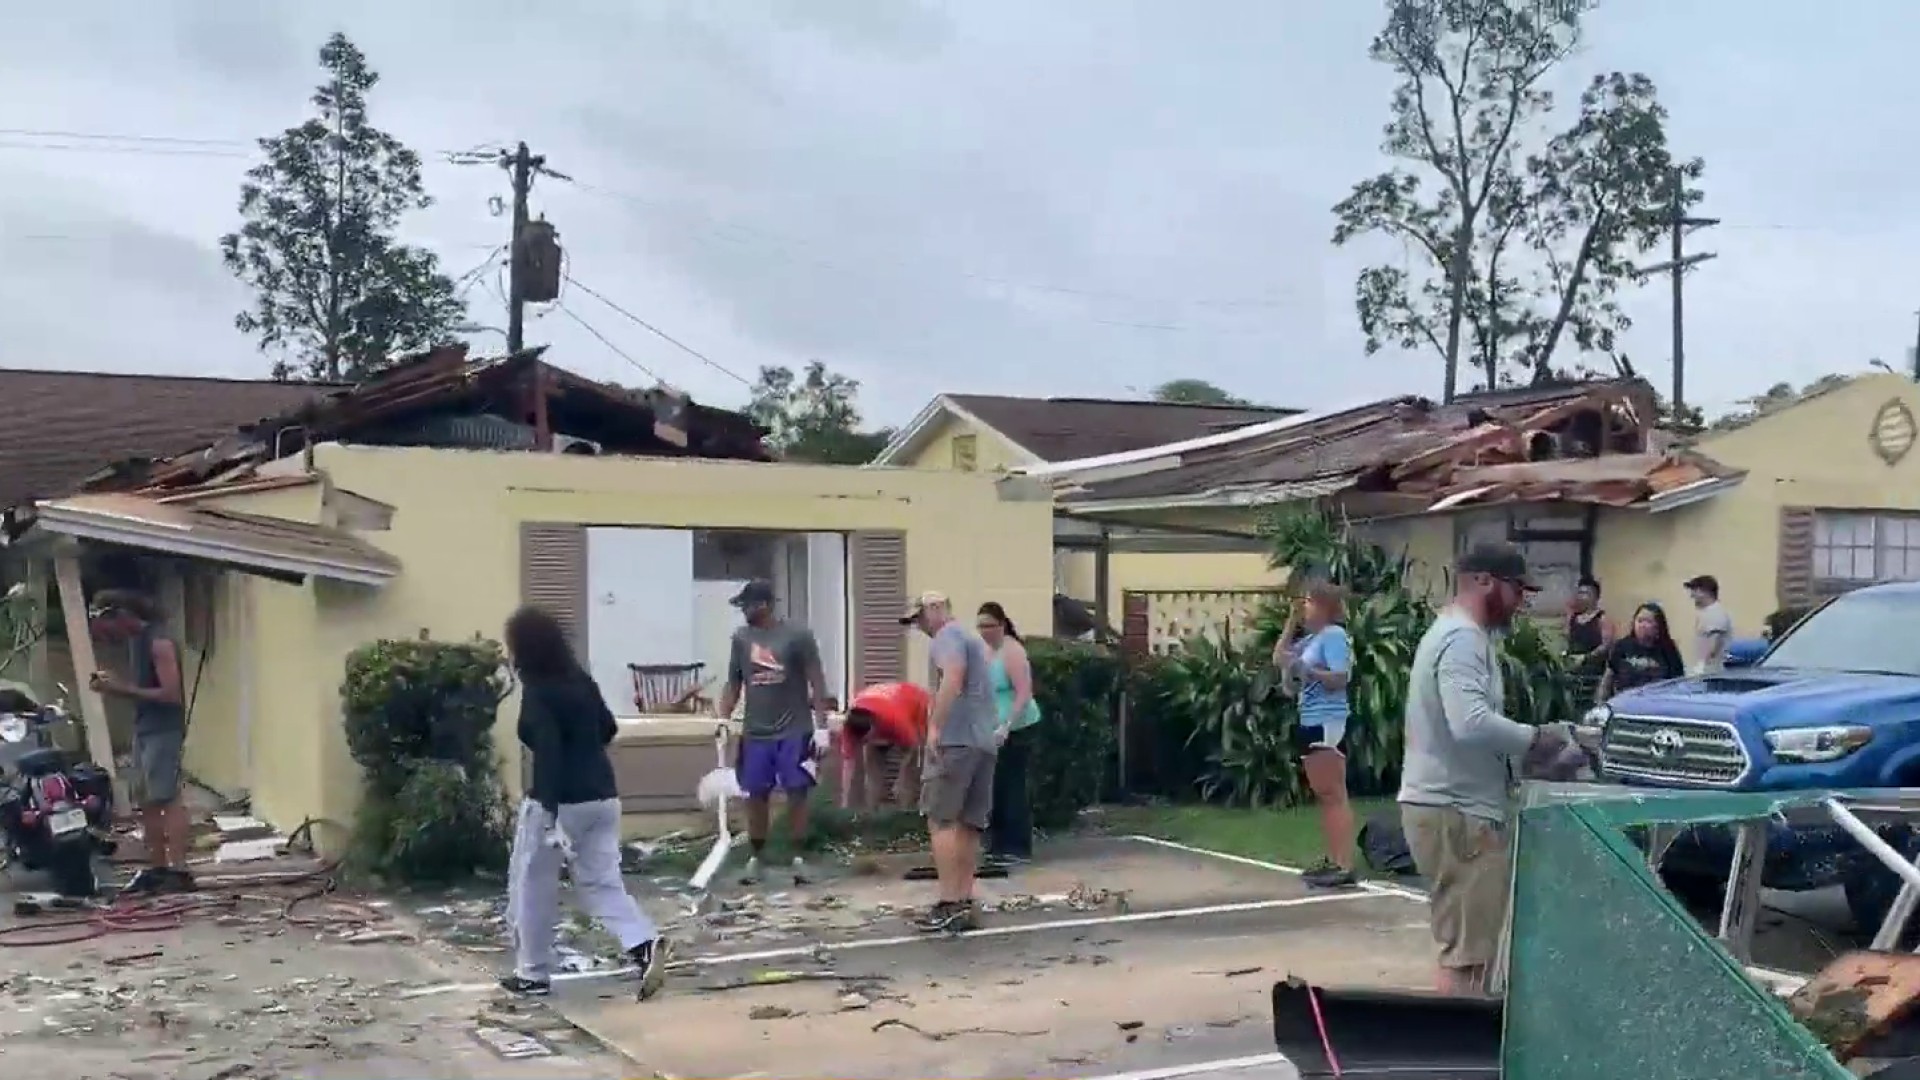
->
xmin=1359 ymin=811 xmax=1418 ymax=877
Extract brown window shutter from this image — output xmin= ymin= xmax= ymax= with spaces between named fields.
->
xmin=1121 ymin=591 xmax=1150 ymax=658
xmin=849 ymin=531 xmax=907 ymax=689
xmin=1776 ymin=506 xmax=1815 ymax=609
xmin=520 ymin=523 xmax=588 ymax=652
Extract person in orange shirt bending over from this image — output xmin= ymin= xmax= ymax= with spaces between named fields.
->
xmin=839 ymin=681 xmax=930 ymax=811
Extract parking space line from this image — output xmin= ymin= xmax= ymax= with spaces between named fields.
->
xmin=1124 ymin=833 xmax=1429 ymax=902
xmin=403 ymin=889 xmax=1394 ymax=998
xmin=1077 ymin=1051 xmax=1293 ymax=1080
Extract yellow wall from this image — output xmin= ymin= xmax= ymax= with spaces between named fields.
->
xmin=224 ymin=446 xmax=1053 ymax=840
xmin=902 ymin=408 xmax=1281 ymax=620
xmin=1596 ymin=373 xmax=1920 ymax=638
xmin=900 ymin=410 xmax=1036 ymax=474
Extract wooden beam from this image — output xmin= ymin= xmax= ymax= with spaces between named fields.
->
xmin=51 ymin=550 xmax=119 ymax=796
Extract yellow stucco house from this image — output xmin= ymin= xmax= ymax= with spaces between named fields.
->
xmin=873 ymin=393 xmax=1299 ymax=640
xmin=1 ymin=349 xmax=1053 ymax=844
xmin=1028 ymin=372 xmax=1920 ymax=645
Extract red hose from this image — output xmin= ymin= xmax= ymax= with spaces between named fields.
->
xmin=0 ymin=893 xmax=236 ymax=947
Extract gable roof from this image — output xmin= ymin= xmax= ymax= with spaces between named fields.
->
xmin=871 ymin=393 xmax=1297 ymax=466
xmin=0 ymin=369 xmax=339 ymax=512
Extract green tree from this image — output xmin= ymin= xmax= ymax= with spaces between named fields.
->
xmin=746 ymin=361 xmax=893 ymax=465
xmin=221 ymin=32 xmax=467 ymax=383
xmin=1151 ymin=378 xmax=1248 ymax=406
xmin=1333 ymin=1 xmax=1702 ymax=399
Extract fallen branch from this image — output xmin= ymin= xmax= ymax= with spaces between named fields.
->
xmin=872 ymin=1018 xmax=1047 ymax=1041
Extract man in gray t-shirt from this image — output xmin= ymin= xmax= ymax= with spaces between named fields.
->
xmin=1399 ymin=543 xmax=1566 ymax=997
xmin=901 ymin=590 xmax=998 ymax=932
xmin=1684 ymin=574 xmax=1733 ymax=673
xmin=717 ymin=580 xmax=830 ymax=886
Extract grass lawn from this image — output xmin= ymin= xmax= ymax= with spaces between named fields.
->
xmin=1102 ymin=798 xmax=1395 ymax=871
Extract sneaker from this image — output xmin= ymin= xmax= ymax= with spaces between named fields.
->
xmin=630 ymin=938 xmax=670 ymax=1001
xmin=498 ymin=974 xmax=552 ymax=996
xmin=947 ymin=901 xmax=980 ymax=933
xmin=912 ymin=901 xmax=965 ymax=933
xmin=790 ymin=857 xmax=812 ymax=886
xmin=160 ymin=868 xmax=197 ymax=894
xmin=1302 ymin=861 xmax=1358 ymax=889
xmin=739 ymin=856 xmax=763 ymax=885
xmin=119 ymin=867 xmax=167 ymax=897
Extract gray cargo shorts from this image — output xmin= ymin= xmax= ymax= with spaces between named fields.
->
xmin=133 ymin=728 xmax=185 ymax=808
xmin=919 ymin=744 xmax=996 ymax=831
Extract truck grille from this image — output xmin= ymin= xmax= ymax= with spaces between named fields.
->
xmin=1601 ymin=715 xmax=1749 ymax=787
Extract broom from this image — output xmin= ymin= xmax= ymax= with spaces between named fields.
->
xmin=690 ymin=722 xmax=740 ymax=892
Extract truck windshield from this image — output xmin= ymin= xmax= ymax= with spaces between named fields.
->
xmin=1761 ymin=591 xmax=1920 ymax=675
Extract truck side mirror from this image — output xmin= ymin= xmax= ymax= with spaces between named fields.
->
xmin=1724 ymin=638 xmax=1767 ymax=669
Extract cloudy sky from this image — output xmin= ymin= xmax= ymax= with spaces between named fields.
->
xmin=2 ymin=2 xmax=1914 ymax=426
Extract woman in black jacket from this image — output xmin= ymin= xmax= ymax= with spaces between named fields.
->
xmin=500 ymin=605 xmax=668 ymax=999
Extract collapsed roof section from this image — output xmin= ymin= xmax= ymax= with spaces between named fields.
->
xmin=1042 ymin=378 xmax=1742 ymax=518
xmin=75 ymin=344 xmax=771 ymax=498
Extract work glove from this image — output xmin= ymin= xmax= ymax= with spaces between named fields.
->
xmin=1521 ymin=722 xmax=1586 ymax=780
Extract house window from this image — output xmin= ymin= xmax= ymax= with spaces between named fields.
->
xmin=1813 ymin=511 xmax=1920 ymax=586
xmin=950 ymin=434 xmax=978 ymax=472
xmin=583 ymin=527 xmax=849 ymax=717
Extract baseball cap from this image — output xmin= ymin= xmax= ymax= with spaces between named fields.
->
xmin=1682 ymin=574 xmax=1719 ymax=594
xmin=898 ymin=590 xmax=950 ymax=624
xmin=729 ymin=580 xmax=776 ymax=609
xmin=1455 ymin=542 xmax=1539 ymax=591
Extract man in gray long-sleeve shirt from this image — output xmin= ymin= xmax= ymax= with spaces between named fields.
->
xmin=1399 ymin=542 xmax=1568 ymax=996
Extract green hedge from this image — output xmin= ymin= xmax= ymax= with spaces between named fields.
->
xmin=1024 ymin=639 xmax=1122 ymax=828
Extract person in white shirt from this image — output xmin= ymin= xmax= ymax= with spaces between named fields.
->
xmin=1684 ymin=574 xmax=1733 ymax=673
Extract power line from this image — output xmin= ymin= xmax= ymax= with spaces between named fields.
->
xmin=553 ymin=175 xmax=1291 ymax=313
xmin=554 ymin=302 xmax=663 ymax=384
xmin=0 ymin=139 xmax=251 ymax=159
xmin=561 ymin=274 xmax=751 ymax=388
xmin=0 ymin=127 xmax=252 ymax=147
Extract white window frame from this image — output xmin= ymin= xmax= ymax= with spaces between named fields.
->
xmin=1812 ymin=510 xmax=1920 ymax=588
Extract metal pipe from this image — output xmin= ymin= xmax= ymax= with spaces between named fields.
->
xmin=1825 ymin=797 xmax=1920 ymax=892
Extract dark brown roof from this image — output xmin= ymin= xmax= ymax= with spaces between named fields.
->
xmin=1067 ymin=378 xmax=1660 ymax=505
xmin=0 ymin=369 xmax=339 ymax=511
xmin=947 ymin=394 xmax=1298 ymax=462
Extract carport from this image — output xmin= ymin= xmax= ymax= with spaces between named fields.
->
xmin=541 ymin=836 xmax=1431 ymax=1080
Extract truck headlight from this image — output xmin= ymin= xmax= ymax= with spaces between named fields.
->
xmin=1764 ymin=725 xmax=1873 ymax=763
xmin=1576 ymin=704 xmax=1612 ymax=744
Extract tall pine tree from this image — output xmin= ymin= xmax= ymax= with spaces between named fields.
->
xmin=221 ymin=33 xmax=466 ymax=382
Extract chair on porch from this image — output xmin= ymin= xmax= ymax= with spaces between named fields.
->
xmin=628 ymin=662 xmax=709 ymax=714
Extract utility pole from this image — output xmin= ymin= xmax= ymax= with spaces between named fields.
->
xmin=1636 ymin=166 xmax=1717 ymax=411
xmin=1909 ymin=310 xmax=1920 ymax=381
xmin=502 ymin=142 xmax=543 ymax=355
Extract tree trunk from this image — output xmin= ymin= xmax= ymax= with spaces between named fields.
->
xmin=1529 ymin=214 xmax=1605 ymax=384
xmin=1441 ymin=219 xmax=1475 ymax=403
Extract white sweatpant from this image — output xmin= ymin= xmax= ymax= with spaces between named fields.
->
xmin=506 ymin=797 xmax=656 ymax=982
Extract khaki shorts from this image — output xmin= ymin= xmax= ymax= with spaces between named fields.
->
xmin=1401 ymin=804 xmax=1512 ymax=971
xmin=920 ymin=744 xmax=995 ymax=830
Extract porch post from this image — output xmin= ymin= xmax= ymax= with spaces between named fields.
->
xmin=51 ymin=548 xmax=120 ymax=796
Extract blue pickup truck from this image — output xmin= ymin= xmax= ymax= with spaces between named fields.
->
xmin=1591 ymin=581 xmax=1920 ymax=933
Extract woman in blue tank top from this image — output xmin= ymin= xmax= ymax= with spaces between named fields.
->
xmin=1271 ymin=583 xmax=1356 ymax=889
xmin=977 ymin=602 xmax=1041 ymax=865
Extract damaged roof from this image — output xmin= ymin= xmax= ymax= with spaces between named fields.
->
xmin=1049 ymin=377 xmax=1737 ymax=514
xmin=0 ymin=369 xmax=339 ymax=512
xmin=872 ymin=393 xmax=1298 ymax=465
xmin=34 ymin=492 xmax=400 ymax=587
xmin=75 ymin=344 xmax=771 ymax=497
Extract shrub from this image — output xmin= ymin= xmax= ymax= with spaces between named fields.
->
xmin=1025 ymin=638 xmax=1121 ymax=829
xmin=341 ymin=637 xmax=513 ymax=883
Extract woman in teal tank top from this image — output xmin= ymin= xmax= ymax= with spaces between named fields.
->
xmin=977 ymin=602 xmax=1040 ymax=864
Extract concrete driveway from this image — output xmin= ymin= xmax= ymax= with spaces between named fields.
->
xmin=540 ymin=836 xmax=1434 ymax=1080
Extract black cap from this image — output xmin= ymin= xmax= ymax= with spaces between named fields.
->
xmin=1682 ymin=574 xmax=1720 ymax=595
xmin=1455 ymin=542 xmax=1538 ymax=591
xmin=729 ymin=580 xmax=776 ymax=609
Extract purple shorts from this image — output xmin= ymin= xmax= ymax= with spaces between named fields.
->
xmin=737 ymin=733 xmax=816 ymax=798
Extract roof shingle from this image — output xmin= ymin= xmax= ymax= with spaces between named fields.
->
xmin=0 ymin=369 xmax=338 ymax=510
